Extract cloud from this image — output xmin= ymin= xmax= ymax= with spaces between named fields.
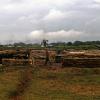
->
xmin=0 ymin=29 xmax=83 ymax=44
xmin=29 ymin=29 xmax=83 ymax=42
xmin=0 ymin=0 xmax=100 ymax=43
xmin=43 ymin=9 xmax=67 ymax=21
xmin=29 ymin=30 xmax=44 ymax=40
xmin=95 ymin=0 xmax=100 ymax=3
xmin=0 ymin=33 xmax=28 ymax=44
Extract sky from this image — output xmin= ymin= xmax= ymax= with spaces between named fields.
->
xmin=0 ymin=0 xmax=100 ymax=44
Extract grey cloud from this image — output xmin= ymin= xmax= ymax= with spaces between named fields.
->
xmin=0 ymin=0 xmax=100 ymax=44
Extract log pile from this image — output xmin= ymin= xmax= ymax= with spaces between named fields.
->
xmin=66 ymin=54 xmax=100 ymax=58
xmin=2 ymin=59 xmax=32 ymax=66
xmin=62 ymin=51 xmax=100 ymax=67
xmin=0 ymin=49 xmax=31 ymax=66
xmin=62 ymin=58 xmax=100 ymax=67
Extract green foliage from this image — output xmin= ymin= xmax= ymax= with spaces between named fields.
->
xmin=1 ymin=40 xmax=100 ymax=50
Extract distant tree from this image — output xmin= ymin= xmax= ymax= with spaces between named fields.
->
xmin=67 ymin=42 xmax=72 ymax=46
xmin=73 ymin=41 xmax=83 ymax=46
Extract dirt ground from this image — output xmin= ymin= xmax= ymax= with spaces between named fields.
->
xmin=0 ymin=66 xmax=100 ymax=100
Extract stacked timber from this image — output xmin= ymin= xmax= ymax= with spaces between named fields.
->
xmin=62 ymin=58 xmax=100 ymax=67
xmin=0 ymin=49 xmax=30 ymax=66
xmin=62 ymin=51 xmax=100 ymax=67
xmin=2 ymin=59 xmax=31 ymax=66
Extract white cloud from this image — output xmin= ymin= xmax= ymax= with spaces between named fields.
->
xmin=29 ymin=30 xmax=44 ymax=40
xmin=29 ymin=29 xmax=83 ymax=42
xmin=0 ymin=33 xmax=27 ymax=44
xmin=85 ymin=17 xmax=99 ymax=26
xmin=30 ymin=0 xmax=76 ymax=6
xmin=0 ymin=0 xmax=78 ymax=14
xmin=43 ymin=9 xmax=67 ymax=21
xmin=95 ymin=0 xmax=100 ymax=3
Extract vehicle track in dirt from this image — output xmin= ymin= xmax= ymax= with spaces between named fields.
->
xmin=9 ymin=67 xmax=33 ymax=100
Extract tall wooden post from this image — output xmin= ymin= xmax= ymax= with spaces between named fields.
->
xmin=41 ymin=39 xmax=50 ymax=65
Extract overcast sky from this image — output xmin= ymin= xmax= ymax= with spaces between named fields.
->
xmin=0 ymin=0 xmax=100 ymax=44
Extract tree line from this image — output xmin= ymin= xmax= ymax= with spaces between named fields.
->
xmin=0 ymin=41 xmax=100 ymax=50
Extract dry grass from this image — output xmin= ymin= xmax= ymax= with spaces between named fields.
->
xmin=0 ymin=68 xmax=24 ymax=100
xmin=0 ymin=66 xmax=100 ymax=100
xmin=22 ymin=67 xmax=100 ymax=100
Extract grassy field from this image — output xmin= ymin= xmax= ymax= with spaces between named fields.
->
xmin=0 ymin=66 xmax=100 ymax=100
